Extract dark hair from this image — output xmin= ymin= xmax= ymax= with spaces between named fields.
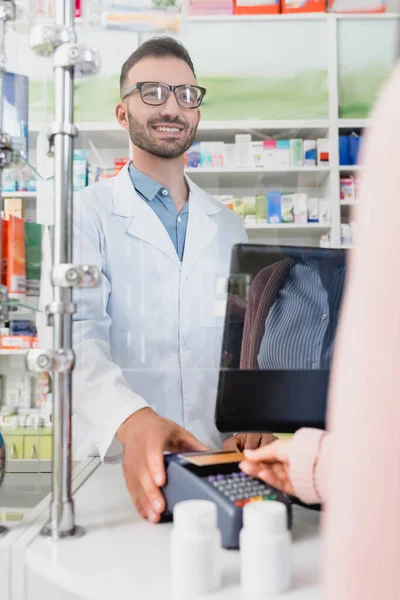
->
xmin=120 ymin=37 xmax=196 ymax=97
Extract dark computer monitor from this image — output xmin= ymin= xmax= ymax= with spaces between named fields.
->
xmin=215 ymin=244 xmax=348 ymax=434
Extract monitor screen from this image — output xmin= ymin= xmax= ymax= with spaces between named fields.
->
xmin=215 ymin=244 xmax=348 ymax=434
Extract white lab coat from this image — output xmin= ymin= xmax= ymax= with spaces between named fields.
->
xmin=72 ymin=164 xmax=247 ymax=461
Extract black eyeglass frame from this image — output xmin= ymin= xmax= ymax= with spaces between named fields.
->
xmin=121 ymin=81 xmax=207 ymax=109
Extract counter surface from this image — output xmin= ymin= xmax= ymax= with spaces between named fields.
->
xmin=24 ymin=463 xmax=322 ymax=600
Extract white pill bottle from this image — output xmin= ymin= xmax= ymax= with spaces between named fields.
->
xmin=171 ymin=500 xmax=221 ymax=596
xmin=240 ymin=500 xmax=292 ymax=595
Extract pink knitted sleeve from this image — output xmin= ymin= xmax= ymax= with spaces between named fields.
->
xmin=289 ymin=428 xmax=330 ymax=505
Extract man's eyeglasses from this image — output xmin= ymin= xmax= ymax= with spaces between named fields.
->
xmin=122 ymin=81 xmax=206 ymax=110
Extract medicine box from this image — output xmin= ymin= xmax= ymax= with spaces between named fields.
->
xmin=263 ymin=140 xmax=276 ymax=168
xmin=276 ymin=141 xmax=290 ymax=168
xmin=340 ymin=178 xmax=356 ymax=203
xmin=267 ymin=192 xmax=282 ymax=224
xmin=73 ymin=150 xmax=88 ymax=192
xmin=4 ymin=197 xmax=24 ymax=220
xmin=282 ymin=0 xmax=326 ymax=12
xmin=290 ymin=139 xmax=303 ymax=168
xmin=255 ymin=195 xmax=267 ymax=223
xmin=187 ymin=142 xmax=201 ymax=168
xmin=243 ymin=197 xmax=256 ymax=226
xmin=252 ymin=142 xmax=264 ymax=169
xmin=281 ymin=194 xmax=294 ymax=223
xmin=307 ymin=198 xmax=319 ymax=223
xmin=317 ymin=139 xmax=330 ymax=166
xmin=293 ymin=194 xmax=308 ymax=224
xmin=303 ymin=140 xmax=316 ymax=166
xmin=234 ymin=0 xmax=280 ymax=14
xmin=329 ymin=0 xmax=385 ymax=13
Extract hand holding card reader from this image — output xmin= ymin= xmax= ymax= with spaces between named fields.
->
xmin=161 ymin=451 xmax=292 ymax=549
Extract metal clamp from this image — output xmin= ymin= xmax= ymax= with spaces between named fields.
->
xmin=52 ymin=264 xmax=100 ymax=288
xmin=30 ymin=22 xmax=76 ymax=57
xmin=53 ymin=43 xmax=101 ymax=77
xmin=0 ymin=0 xmax=16 ymax=22
xmin=48 ymin=122 xmax=78 ymax=153
xmin=0 ymin=285 xmax=8 ymax=323
xmin=46 ymin=301 xmax=76 ymax=315
xmin=26 ymin=349 xmax=75 ymax=373
xmin=0 ymin=132 xmax=21 ymax=168
xmin=50 ymin=122 xmax=78 ymax=138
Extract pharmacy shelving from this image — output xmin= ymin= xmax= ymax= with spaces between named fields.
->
xmin=340 ymin=201 xmax=359 ymax=207
xmin=338 ymin=119 xmax=371 ymax=129
xmin=1 ymin=191 xmax=36 ymax=199
xmin=25 ymin=12 xmax=395 ymax=253
xmin=339 ymin=165 xmax=362 ymax=173
xmin=186 ymin=166 xmax=330 ymax=174
xmin=184 ymin=13 xmax=398 ymax=23
xmin=245 ymin=223 xmax=331 ymax=231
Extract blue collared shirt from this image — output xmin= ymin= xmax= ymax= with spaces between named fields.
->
xmin=258 ymin=261 xmax=345 ymax=370
xmin=128 ymin=164 xmax=189 ymax=261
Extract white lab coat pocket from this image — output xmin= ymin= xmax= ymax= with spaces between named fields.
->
xmin=198 ymin=258 xmax=228 ymax=328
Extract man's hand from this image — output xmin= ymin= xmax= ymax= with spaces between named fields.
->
xmin=223 ymin=432 xmax=277 ymax=452
xmin=117 ymin=408 xmax=207 ymax=523
xmin=239 ymin=439 xmax=295 ymax=496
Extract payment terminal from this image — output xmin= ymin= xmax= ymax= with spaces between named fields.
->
xmin=161 ymin=451 xmax=292 ymax=549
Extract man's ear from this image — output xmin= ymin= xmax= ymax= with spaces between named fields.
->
xmin=115 ymin=102 xmax=129 ymax=131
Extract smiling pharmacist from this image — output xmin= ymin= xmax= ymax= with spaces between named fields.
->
xmin=70 ymin=37 xmax=273 ymax=525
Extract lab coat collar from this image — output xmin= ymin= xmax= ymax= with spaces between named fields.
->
xmin=112 ymin=161 xmax=223 ymax=217
xmin=112 ymin=162 xmax=223 ymax=271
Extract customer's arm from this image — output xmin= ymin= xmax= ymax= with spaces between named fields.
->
xmin=322 ymin=62 xmax=400 ymax=600
xmin=239 ymin=429 xmax=329 ymax=505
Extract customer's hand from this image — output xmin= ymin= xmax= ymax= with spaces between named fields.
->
xmin=239 ymin=439 xmax=295 ymax=496
xmin=223 ymin=432 xmax=277 ymax=452
xmin=117 ymin=408 xmax=208 ymax=523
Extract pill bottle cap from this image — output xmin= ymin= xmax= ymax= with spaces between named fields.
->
xmin=243 ymin=501 xmax=287 ymax=535
xmin=173 ymin=500 xmax=218 ymax=534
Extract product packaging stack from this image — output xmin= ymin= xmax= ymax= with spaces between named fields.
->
xmin=188 ymin=0 xmax=233 ymax=15
xmin=215 ymin=193 xmax=330 ymax=227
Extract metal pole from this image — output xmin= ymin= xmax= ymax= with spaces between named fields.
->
xmin=44 ymin=0 xmax=81 ymax=539
xmin=28 ymin=0 xmax=100 ymax=541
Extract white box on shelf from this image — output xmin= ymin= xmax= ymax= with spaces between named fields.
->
xmin=341 ymin=223 xmax=352 ymax=247
xmin=224 ymin=143 xmax=236 ymax=169
xmin=303 ymin=140 xmax=317 ymax=166
xmin=340 ymin=177 xmax=355 ymax=203
xmin=276 ymin=141 xmax=291 ymax=168
xmin=290 ymin=139 xmax=303 ymax=168
xmin=252 ymin=142 xmax=264 ymax=169
xmin=319 ymin=198 xmax=331 ymax=224
xmin=211 ymin=142 xmax=225 ymax=168
xmin=243 ymin=196 xmax=256 ymax=226
xmin=281 ymin=194 xmax=294 ymax=223
xmin=263 ymin=140 xmax=276 ymax=168
xmin=317 ymin=139 xmax=330 ymax=166
xmin=293 ymin=194 xmax=308 ymax=225
xmin=307 ymin=198 xmax=319 ymax=223
xmin=235 ymin=134 xmax=253 ymax=169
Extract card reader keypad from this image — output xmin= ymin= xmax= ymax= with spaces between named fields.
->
xmin=207 ymin=472 xmax=278 ymax=508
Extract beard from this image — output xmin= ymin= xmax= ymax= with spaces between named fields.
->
xmin=127 ymin=110 xmax=198 ymax=159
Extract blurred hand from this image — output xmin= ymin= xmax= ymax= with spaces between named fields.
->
xmin=239 ymin=439 xmax=295 ymax=496
xmin=117 ymin=408 xmax=208 ymax=523
xmin=223 ymin=432 xmax=277 ymax=452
